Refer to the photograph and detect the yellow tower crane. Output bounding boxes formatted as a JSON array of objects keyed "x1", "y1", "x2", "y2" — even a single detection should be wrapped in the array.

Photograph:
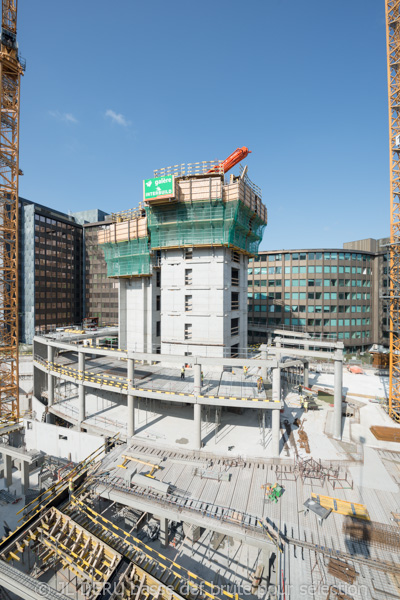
[{"x1": 0, "y1": 0, "x2": 24, "y2": 418}]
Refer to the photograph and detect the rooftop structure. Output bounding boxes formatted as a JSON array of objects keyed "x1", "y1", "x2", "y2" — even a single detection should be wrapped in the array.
[{"x1": 98, "y1": 155, "x2": 267, "y2": 357}]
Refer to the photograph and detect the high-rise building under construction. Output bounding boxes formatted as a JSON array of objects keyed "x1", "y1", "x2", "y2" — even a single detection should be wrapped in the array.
[{"x1": 99, "y1": 155, "x2": 268, "y2": 357}]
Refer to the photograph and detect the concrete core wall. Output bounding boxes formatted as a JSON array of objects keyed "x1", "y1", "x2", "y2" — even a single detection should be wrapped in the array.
[
  {"x1": 160, "y1": 247, "x2": 248, "y2": 357},
  {"x1": 24, "y1": 419, "x2": 104, "y2": 463},
  {"x1": 119, "y1": 274, "x2": 160, "y2": 352}
]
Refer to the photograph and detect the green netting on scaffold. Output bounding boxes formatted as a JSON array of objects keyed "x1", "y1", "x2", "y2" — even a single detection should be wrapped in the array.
[
  {"x1": 146, "y1": 199, "x2": 266, "y2": 255},
  {"x1": 101, "y1": 236, "x2": 151, "y2": 277}
]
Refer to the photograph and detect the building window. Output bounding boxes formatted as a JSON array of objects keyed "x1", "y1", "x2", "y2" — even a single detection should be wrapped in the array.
[
  {"x1": 231, "y1": 291, "x2": 239, "y2": 310},
  {"x1": 185, "y1": 268, "x2": 192, "y2": 285},
  {"x1": 231, "y1": 317, "x2": 239, "y2": 337},
  {"x1": 185, "y1": 295, "x2": 192, "y2": 312},
  {"x1": 232, "y1": 251, "x2": 240, "y2": 264},
  {"x1": 184, "y1": 323, "x2": 192, "y2": 340},
  {"x1": 156, "y1": 295, "x2": 161, "y2": 311},
  {"x1": 156, "y1": 270, "x2": 161, "y2": 287},
  {"x1": 232, "y1": 268, "x2": 239, "y2": 287},
  {"x1": 156, "y1": 321, "x2": 161, "y2": 337},
  {"x1": 185, "y1": 248, "x2": 193, "y2": 260}
]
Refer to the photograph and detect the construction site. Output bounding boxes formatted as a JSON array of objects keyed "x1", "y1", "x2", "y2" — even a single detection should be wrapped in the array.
[{"x1": 0, "y1": 1, "x2": 399, "y2": 600}]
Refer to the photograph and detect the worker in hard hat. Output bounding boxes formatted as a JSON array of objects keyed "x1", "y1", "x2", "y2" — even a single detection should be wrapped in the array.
[{"x1": 304, "y1": 399, "x2": 309, "y2": 413}]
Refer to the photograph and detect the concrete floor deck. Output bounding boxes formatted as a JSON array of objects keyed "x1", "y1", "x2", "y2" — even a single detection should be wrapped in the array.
[{"x1": 84, "y1": 439, "x2": 400, "y2": 600}]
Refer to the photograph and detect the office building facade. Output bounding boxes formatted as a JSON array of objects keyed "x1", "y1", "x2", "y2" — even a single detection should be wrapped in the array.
[
  {"x1": 19, "y1": 198, "x2": 84, "y2": 343},
  {"x1": 247, "y1": 238, "x2": 388, "y2": 352}
]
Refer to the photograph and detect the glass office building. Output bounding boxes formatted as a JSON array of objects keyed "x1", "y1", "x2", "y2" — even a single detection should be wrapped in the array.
[{"x1": 248, "y1": 239, "x2": 389, "y2": 352}]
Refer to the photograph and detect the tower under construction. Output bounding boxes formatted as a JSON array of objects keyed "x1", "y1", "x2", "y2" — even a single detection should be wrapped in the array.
[{"x1": 98, "y1": 152, "x2": 267, "y2": 357}]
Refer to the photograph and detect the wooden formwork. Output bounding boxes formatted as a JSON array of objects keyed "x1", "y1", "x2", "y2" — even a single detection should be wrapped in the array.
[
  {"x1": 98, "y1": 217, "x2": 148, "y2": 244},
  {"x1": 176, "y1": 176, "x2": 223, "y2": 202},
  {"x1": 0, "y1": 507, "x2": 121, "y2": 598},
  {"x1": 223, "y1": 180, "x2": 267, "y2": 223}
]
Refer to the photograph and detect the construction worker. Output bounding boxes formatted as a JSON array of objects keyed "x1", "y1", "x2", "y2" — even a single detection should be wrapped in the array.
[
  {"x1": 180, "y1": 366, "x2": 185, "y2": 380},
  {"x1": 304, "y1": 399, "x2": 309, "y2": 413},
  {"x1": 201, "y1": 370, "x2": 204, "y2": 386},
  {"x1": 68, "y1": 478, "x2": 74, "y2": 502},
  {"x1": 257, "y1": 377, "x2": 263, "y2": 393},
  {"x1": 299, "y1": 395, "x2": 304, "y2": 408},
  {"x1": 243, "y1": 365, "x2": 248, "y2": 378}
]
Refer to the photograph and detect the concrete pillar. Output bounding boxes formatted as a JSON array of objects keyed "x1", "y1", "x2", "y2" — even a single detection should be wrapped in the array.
[
  {"x1": 21, "y1": 461, "x2": 30, "y2": 495},
  {"x1": 4, "y1": 454, "x2": 12, "y2": 487},
  {"x1": 47, "y1": 345, "x2": 55, "y2": 407},
  {"x1": 303, "y1": 361, "x2": 309, "y2": 388},
  {"x1": 193, "y1": 403, "x2": 201, "y2": 449},
  {"x1": 271, "y1": 409, "x2": 280, "y2": 457},
  {"x1": 127, "y1": 358, "x2": 135, "y2": 387},
  {"x1": 261, "y1": 348, "x2": 267, "y2": 381},
  {"x1": 127, "y1": 394, "x2": 135, "y2": 437},
  {"x1": 272, "y1": 367, "x2": 281, "y2": 403},
  {"x1": 78, "y1": 351, "x2": 86, "y2": 426},
  {"x1": 79, "y1": 384, "x2": 85, "y2": 425},
  {"x1": 159, "y1": 516, "x2": 169, "y2": 547},
  {"x1": 194, "y1": 364, "x2": 201, "y2": 395},
  {"x1": 334, "y1": 357, "x2": 343, "y2": 440},
  {"x1": 78, "y1": 352, "x2": 85, "y2": 377}
]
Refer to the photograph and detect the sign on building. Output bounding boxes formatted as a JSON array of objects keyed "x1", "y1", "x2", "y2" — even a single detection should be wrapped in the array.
[{"x1": 143, "y1": 176, "x2": 175, "y2": 202}]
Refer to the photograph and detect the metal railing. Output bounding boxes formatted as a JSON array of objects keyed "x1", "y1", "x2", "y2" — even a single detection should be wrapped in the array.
[{"x1": 154, "y1": 160, "x2": 224, "y2": 178}]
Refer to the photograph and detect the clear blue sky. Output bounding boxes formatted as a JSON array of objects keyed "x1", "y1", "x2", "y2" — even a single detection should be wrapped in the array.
[{"x1": 18, "y1": 0, "x2": 388, "y2": 251}]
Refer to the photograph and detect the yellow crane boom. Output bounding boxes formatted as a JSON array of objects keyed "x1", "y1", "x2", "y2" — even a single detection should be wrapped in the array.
[
  {"x1": 385, "y1": 0, "x2": 400, "y2": 423},
  {"x1": 0, "y1": 0, "x2": 24, "y2": 418}
]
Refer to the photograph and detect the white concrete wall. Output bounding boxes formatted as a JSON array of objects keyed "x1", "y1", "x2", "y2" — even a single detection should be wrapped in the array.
[
  {"x1": 24, "y1": 420, "x2": 104, "y2": 463},
  {"x1": 160, "y1": 247, "x2": 248, "y2": 357},
  {"x1": 119, "y1": 274, "x2": 160, "y2": 353}
]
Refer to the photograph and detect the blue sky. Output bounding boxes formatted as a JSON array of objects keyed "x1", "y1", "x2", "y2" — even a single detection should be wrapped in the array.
[{"x1": 18, "y1": 0, "x2": 388, "y2": 251}]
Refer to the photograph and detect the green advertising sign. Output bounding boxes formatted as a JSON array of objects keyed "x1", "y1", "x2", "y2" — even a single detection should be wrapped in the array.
[{"x1": 143, "y1": 175, "x2": 175, "y2": 201}]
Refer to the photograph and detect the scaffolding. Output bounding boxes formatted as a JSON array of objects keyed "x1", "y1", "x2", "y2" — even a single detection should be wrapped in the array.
[
  {"x1": 102, "y1": 237, "x2": 151, "y2": 278},
  {"x1": 146, "y1": 199, "x2": 266, "y2": 254}
]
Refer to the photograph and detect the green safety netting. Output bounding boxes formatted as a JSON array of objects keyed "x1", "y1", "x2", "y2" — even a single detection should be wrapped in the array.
[
  {"x1": 146, "y1": 199, "x2": 266, "y2": 254},
  {"x1": 101, "y1": 236, "x2": 151, "y2": 277}
]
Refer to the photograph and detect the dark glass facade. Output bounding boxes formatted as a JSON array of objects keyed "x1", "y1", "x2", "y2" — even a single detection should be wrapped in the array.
[
  {"x1": 84, "y1": 222, "x2": 118, "y2": 325},
  {"x1": 19, "y1": 199, "x2": 83, "y2": 342}
]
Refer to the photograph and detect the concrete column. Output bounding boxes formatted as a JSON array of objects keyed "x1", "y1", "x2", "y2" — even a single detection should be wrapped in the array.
[
  {"x1": 261, "y1": 348, "x2": 267, "y2": 381},
  {"x1": 271, "y1": 409, "x2": 280, "y2": 457},
  {"x1": 194, "y1": 364, "x2": 201, "y2": 395},
  {"x1": 334, "y1": 357, "x2": 343, "y2": 440},
  {"x1": 127, "y1": 358, "x2": 135, "y2": 387},
  {"x1": 127, "y1": 394, "x2": 135, "y2": 437},
  {"x1": 193, "y1": 403, "x2": 201, "y2": 449},
  {"x1": 47, "y1": 345, "x2": 55, "y2": 407},
  {"x1": 303, "y1": 361, "x2": 309, "y2": 388},
  {"x1": 159, "y1": 516, "x2": 169, "y2": 547},
  {"x1": 4, "y1": 454, "x2": 12, "y2": 487},
  {"x1": 79, "y1": 384, "x2": 85, "y2": 425},
  {"x1": 21, "y1": 461, "x2": 30, "y2": 495},
  {"x1": 78, "y1": 352, "x2": 85, "y2": 377},
  {"x1": 272, "y1": 367, "x2": 281, "y2": 403},
  {"x1": 78, "y1": 352, "x2": 86, "y2": 426}
]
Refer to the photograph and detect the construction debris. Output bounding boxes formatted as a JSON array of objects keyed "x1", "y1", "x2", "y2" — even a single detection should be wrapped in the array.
[{"x1": 327, "y1": 558, "x2": 357, "y2": 584}]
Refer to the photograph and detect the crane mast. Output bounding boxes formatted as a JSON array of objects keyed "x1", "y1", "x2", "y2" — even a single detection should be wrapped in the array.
[
  {"x1": 0, "y1": 0, "x2": 24, "y2": 418},
  {"x1": 385, "y1": 0, "x2": 400, "y2": 423}
]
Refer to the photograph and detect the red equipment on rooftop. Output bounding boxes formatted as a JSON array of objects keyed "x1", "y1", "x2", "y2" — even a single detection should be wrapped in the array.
[{"x1": 208, "y1": 147, "x2": 251, "y2": 174}]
